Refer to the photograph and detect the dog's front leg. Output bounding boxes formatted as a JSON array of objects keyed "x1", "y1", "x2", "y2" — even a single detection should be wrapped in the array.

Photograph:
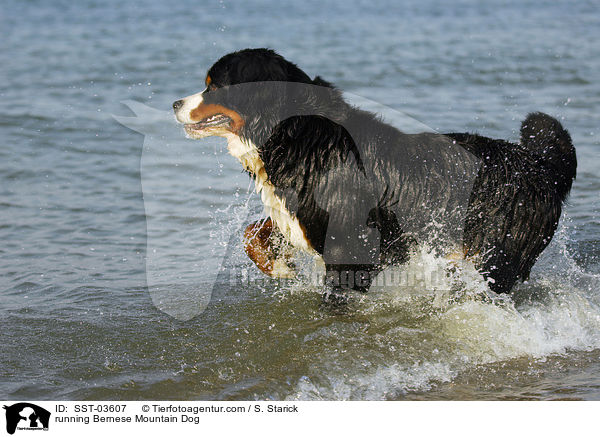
[
  {"x1": 243, "y1": 218, "x2": 296, "y2": 278},
  {"x1": 322, "y1": 263, "x2": 377, "y2": 305}
]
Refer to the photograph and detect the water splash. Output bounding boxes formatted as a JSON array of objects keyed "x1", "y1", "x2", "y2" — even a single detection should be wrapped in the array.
[{"x1": 280, "y1": 219, "x2": 600, "y2": 400}]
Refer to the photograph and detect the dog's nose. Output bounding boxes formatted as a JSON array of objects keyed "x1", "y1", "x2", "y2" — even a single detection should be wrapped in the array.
[{"x1": 172, "y1": 99, "x2": 184, "y2": 111}]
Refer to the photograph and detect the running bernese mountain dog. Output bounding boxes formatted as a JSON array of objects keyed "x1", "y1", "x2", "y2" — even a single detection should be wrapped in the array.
[{"x1": 173, "y1": 48, "x2": 576, "y2": 297}]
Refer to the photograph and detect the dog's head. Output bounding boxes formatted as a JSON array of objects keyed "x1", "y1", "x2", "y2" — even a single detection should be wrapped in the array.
[{"x1": 173, "y1": 48, "x2": 341, "y2": 144}]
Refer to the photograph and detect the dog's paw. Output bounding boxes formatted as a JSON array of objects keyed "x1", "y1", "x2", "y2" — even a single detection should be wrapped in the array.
[
  {"x1": 321, "y1": 287, "x2": 351, "y2": 307},
  {"x1": 269, "y1": 258, "x2": 297, "y2": 279}
]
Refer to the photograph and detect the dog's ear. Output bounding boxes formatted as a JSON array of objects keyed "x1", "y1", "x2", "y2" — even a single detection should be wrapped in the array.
[{"x1": 312, "y1": 76, "x2": 334, "y2": 88}]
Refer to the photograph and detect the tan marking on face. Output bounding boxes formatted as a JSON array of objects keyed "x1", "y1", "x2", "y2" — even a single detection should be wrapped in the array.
[
  {"x1": 190, "y1": 103, "x2": 244, "y2": 133},
  {"x1": 205, "y1": 75, "x2": 212, "y2": 86}
]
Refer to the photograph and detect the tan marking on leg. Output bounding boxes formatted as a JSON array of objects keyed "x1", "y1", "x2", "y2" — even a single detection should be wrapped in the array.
[
  {"x1": 244, "y1": 218, "x2": 276, "y2": 276},
  {"x1": 243, "y1": 218, "x2": 296, "y2": 278}
]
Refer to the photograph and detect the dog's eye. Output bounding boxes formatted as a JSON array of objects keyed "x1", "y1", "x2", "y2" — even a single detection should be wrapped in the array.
[{"x1": 207, "y1": 83, "x2": 217, "y2": 92}]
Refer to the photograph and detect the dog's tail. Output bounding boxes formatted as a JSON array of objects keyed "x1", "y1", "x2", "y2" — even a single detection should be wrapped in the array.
[{"x1": 520, "y1": 112, "x2": 577, "y2": 200}]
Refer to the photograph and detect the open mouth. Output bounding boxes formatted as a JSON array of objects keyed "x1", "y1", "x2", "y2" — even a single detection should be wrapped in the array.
[{"x1": 185, "y1": 113, "x2": 232, "y2": 132}]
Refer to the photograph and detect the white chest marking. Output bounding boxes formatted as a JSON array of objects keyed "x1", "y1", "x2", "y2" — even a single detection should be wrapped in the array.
[{"x1": 225, "y1": 134, "x2": 315, "y2": 254}]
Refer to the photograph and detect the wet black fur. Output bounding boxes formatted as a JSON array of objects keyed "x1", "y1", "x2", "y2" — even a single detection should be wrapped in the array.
[{"x1": 196, "y1": 48, "x2": 577, "y2": 294}]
